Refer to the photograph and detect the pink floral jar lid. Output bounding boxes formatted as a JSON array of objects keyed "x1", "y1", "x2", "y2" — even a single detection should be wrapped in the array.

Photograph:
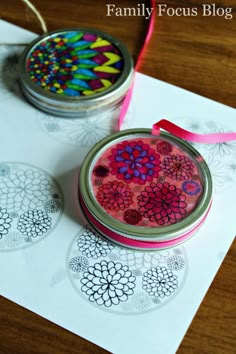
[{"x1": 79, "y1": 129, "x2": 212, "y2": 249}]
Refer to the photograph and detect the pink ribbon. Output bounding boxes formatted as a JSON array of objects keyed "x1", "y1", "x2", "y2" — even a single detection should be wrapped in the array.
[
  {"x1": 152, "y1": 119, "x2": 236, "y2": 143},
  {"x1": 118, "y1": 0, "x2": 156, "y2": 130}
]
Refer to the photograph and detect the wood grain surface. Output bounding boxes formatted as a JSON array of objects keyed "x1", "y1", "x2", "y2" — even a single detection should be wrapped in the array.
[{"x1": 0, "y1": 0, "x2": 235, "y2": 353}]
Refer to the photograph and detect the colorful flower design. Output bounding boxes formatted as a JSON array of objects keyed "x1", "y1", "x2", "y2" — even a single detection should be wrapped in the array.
[
  {"x1": 77, "y1": 227, "x2": 113, "y2": 258},
  {"x1": 27, "y1": 31, "x2": 123, "y2": 96},
  {"x1": 108, "y1": 140, "x2": 161, "y2": 184},
  {"x1": 142, "y1": 266, "x2": 178, "y2": 298},
  {"x1": 156, "y1": 141, "x2": 172, "y2": 155},
  {"x1": 17, "y1": 209, "x2": 52, "y2": 237},
  {"x1": 182, "y1": 180, "x2": 201, "y2": 195},
  {"x1": 80, "y1": 260, "x2": 136, "y2": 307},
  {"x1": 93, "y1": 165, "x2": 109, "y2": 178},
  {"x1": 161, "y1": 155, "x2": 194, "y2": 181},
  {"x1": 137, "y1": 182, "x2": 187, "y2": 225},
  {"x1": 123, "y1": 209, "x2": 142, "y2": 225},
  {"x1": 97, "y1": 181, "x2": 133, "y2": 211}
]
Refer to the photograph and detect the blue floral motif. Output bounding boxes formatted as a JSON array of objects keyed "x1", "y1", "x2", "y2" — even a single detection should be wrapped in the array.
[{"x1": 182, "y1": 180, "x2": 201, "y2": 195}]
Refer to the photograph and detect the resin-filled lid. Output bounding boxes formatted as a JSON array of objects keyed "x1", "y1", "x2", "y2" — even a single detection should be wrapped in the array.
[
  {"x1": 79, "y1": 129, "x2": 212, "y2": 243},
  {"x1": 19, "y1": 28, "x2": 133, "y2": 117}
]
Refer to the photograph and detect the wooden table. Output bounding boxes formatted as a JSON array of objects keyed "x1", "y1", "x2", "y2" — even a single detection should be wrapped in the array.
[{"x1": 0, "y1": 0, "x2": 235, "y2": 353}]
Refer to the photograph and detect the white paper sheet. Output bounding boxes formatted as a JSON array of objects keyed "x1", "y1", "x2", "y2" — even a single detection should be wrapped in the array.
[{"x1": 0, "y1": 20, "x2": 235, "y2": 354}]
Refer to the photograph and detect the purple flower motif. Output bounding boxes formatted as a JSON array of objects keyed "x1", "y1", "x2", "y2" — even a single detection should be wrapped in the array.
[
  {"x1": 182, "y1": 180, "x2": 201, "y2": 195},
  {"x1": 108, "y1": 140, "x2": 161, "y2": 184}
]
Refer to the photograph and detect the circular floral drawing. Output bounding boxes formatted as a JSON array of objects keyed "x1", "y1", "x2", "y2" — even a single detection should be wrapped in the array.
[
  {"x1": 0, "y1": 162, "x2": 64, "y2": 251},
  {"x1": 67, "y1": 225, "x2": 188, "y2": 314},
  {"x1": 37, "y1": 102, "x2": 135, "y2": 147}
]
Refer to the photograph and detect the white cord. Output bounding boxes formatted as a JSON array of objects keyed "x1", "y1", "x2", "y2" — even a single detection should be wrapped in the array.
[{"x1": 21, "y1": 0, "x2": 48, "y2": 34}]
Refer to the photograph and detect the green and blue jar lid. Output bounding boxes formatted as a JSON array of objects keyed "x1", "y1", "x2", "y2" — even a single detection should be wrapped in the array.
[
  {"x1": 19, "y1": 28, "x2": 133, "y2": 117},
  {"x1": 79, "y1": 129, "x2": 213, "y2": 250}
]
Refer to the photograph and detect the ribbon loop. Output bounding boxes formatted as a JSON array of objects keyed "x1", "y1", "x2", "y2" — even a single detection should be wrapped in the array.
[
  {"x1": 152, "y1": 119, "x2": 236, "y2": 144},
  {"x1": 118, "y1": 0, "x2": 156, "y2": 130}
]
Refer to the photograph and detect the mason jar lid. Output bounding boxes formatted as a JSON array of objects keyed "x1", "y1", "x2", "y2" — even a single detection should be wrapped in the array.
[
  {"x1": 79, "y1": 129, "x2": 213, "y2": 249},
  {"x1": 18, "y1": 28, "x2": 133, "y2": 117}
]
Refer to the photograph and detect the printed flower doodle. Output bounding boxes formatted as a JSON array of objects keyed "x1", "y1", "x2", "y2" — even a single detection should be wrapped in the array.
[
  {"x1": 204, "y1": 127, "x2": 236, "y2": 156},
  {"x1": 0, "y1": 163, "x2": 10, "y2": 177},
  {"x1": 0, "y1": 169, "x2": 54, "y2": 211},
  {"x1": 69, "y1": 256, "x2": 89, "y2": 272},
  {"x1": 138, "y1": 182, "x2": 187, "y2": 225},
  {"x1": 5, "y1": 232, "x2": 24, "y2": 249},
  {"x1": 80, "y1": 260, "x2": 136, "y2": 307},
  {"x1": 142, "y1": 266, "x2": 178, "y2": 298},
  {"x1": 119, "y1": 248, "x2": 170, "y2": 270},
  {"x1": 96, "y1": 180, "x2": 133, "y2": 211},
  {"x1": 167, "y1": 255, "x2": 185, "y2": 271},
  {"x1": 123, "y1": 209, "x2": 142, "y2": 225},
  {"x1": 161, "y1": 155, "x2": 194, "y2": 181},
  {"x1": 182, "y1": 180, "x2": 201, "y2": 195},
  {"x1": 108, "y1": 140, "x2": 161, "y2": 184},
  {"x1": 0, "y1": 208, "x2": 12, "y2": 239},
  {"x1": 44, "y1": 198, "x2": 62, "y2": 213},
  {"x1": 60, "y1": 115, "x2": 113, "y2": 146},
  {"x1": 77, "y1": 227, "x2": 113, "y2": 258},
  {"x1": 17, "y1": 209, "x2": 52, "y2": 237},
  {"x1": 45, "y1": 121, "x2": 61, "y2": 133},
  {"x1": 130, "y1": 292, "x2": 153, "y2": 311}
]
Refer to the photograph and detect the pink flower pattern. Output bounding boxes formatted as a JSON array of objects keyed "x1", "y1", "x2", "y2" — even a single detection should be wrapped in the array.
[
  {"x1": 161, "y1": 155, "x2": 194, "y2": 181},
  {"x1": 92, "y1": 137, "x2": 202, "y2": 227},
  {"x1": 137, "y1": 182, "x2": 187, "y2": 225},
  {"x1": 97, "y1": 181, "x2": 133, "y2": 211}
]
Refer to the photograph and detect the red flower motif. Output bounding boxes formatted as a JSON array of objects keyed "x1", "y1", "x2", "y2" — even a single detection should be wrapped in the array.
[
  {"x1": 108, "y1": 140, "x2": 161, "y2": 184},
  {"x1": 161, "y1": 155, "x2": 194, "y2": 181},
  {"x1": 96, "y1": 181, "x2": 133, "y2": 211},
  {"x1": 93, "y1": 165, "x2": 109, "y2": 178},
  {"x1": 137, "y1": 182, "x2": 187, "y2": 225},
  {"x1": 156, "y1": 141, "x2": 172, "y2": 155},
  {"x1": 123, "y1": 209, "x2": 142, "y2": 225}
]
